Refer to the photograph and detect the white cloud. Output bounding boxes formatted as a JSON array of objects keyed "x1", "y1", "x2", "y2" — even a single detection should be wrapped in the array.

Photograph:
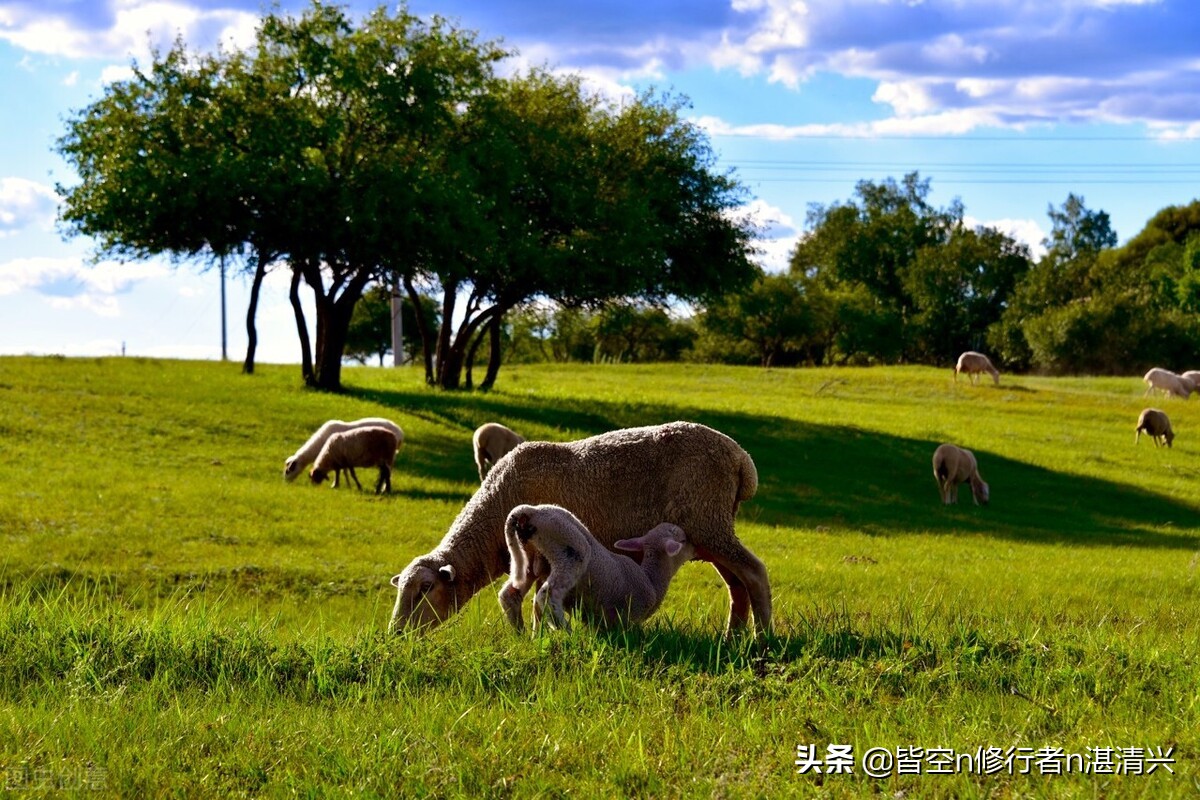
[
  {"x1": 873, "y1": 80, "x2": 937, "y2": 116},
  {"x1": 0, "y1": 256, "x2": 169, "y2": 316},
  {"x1": 967, "y1": 215, "x2": 1047, "y2": 260},
  {"x1": 740, "y1": 198, "x2": 800, "y2": 273},
  {"x1": 0, "y1": 1, "x2": 259, "y2": 62},
  {"x1": 0, "y1": 177, "x2": 58, "y2": 237}
]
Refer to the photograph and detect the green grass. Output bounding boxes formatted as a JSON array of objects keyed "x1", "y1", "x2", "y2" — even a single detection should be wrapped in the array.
[{"x1": 0, "y1": 355, "x2": 1197, "y2": 797}]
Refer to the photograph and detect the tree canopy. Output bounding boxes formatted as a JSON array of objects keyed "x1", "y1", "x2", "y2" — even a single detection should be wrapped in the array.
[{"x1": 56, "y1": 1, "x2": 754, "y2": 391}]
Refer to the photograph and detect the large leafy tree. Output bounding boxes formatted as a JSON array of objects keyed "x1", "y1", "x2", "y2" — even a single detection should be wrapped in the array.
[
  {"x1": 57, "y1": 2, "x2": 503, "y2": 390},
  {"x1": 992, "y1": 198, "x2": 1200, "y2": 373},
  {"x1": 790, "y1": 173, "x2": 1029, "y2": 365},
  {"x1": 403, "y1": 71, "x2": 757, "y2": 390}
]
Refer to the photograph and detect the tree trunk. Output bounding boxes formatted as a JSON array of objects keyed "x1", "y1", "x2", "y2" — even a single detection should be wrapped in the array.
[
  {"x1": 479, "y1": 315, "x2": 504, "y2": 391},
  {"x1": 242, "y1": 252, "x2": 267, "y2": 375},
  {"x1": 434, "y1": 282, "x2": 459, "y2": 388},
  {"x1": 289, "y1": 269, "x2": 315, "y2": 387},
  {"x1": 464, "y1": 320, "x2": 491, "y2": 390},
  {"x1": 309, "y1": 268, "x2": 371, "y2": 393},
  {"x1": 403, "y1": 275, "x2": 435, "y2": 385}
]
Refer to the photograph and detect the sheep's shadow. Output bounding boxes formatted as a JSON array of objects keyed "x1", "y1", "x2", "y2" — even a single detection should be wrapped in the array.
[{"x1": 346, "y1": 383, "x2": 1200, "y2": 552}]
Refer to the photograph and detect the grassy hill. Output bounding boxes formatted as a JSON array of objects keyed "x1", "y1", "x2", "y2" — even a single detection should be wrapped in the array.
[{"x1": 0, "y1": 356, "x2": 1196, "y2": 797}]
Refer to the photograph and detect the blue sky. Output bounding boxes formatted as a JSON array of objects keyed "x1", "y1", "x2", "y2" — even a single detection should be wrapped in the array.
[{"x1": 2, "y1": 0, "x2": 1199, "y2": 363}]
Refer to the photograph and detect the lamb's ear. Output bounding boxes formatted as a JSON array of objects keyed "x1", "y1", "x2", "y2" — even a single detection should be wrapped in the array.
[
  {"x1": 438, "y1": 564, "x2": 456, "y2": 582},
  {"x1": 663, "y1": 539, "x2": 684, "y2": 557},
  {"x1": 390, "y1": 573, "x2": 404, "y2": 588},
  {"x1": 614, "y1": 538, "x2": 644, "y2": 553}
]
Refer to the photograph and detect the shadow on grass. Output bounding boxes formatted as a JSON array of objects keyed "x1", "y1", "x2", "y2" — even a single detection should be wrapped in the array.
[{"x1": 347, "y1": 383, "x2": 1200, "y2": 552}]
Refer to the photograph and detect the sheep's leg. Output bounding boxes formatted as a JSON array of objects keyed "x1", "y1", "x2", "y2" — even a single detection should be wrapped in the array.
[
  {"x1": 498, "y1": 580, "x2": 528, "y2": 632},
  {"x1": 331, "y1": 469, "x2": 341, "y2": 489},
  {"x1": 534, "y1": 564, "x2": 580, "y2": 633},
  {"x1": 347, "y1": 467, "x2": 363, "y2": 491},
  {"x1": 376, "y1": 465, "x2": 391, "y2": 494},
  {"x1": 703, "y1": 541, "x2": 772, "y2": 637}
]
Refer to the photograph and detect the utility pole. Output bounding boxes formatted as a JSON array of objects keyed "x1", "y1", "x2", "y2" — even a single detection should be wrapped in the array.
[
  {"x1": 390, "y1": 279, "x2": 404, "y2": 366},
  {"x1": 219, "y1": 255, "x2": 228, "y2": 361}
]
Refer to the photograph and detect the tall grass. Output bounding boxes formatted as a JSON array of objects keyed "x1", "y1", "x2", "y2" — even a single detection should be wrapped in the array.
[{"x1": 0, "y1": 356, "x2": 1196, "y2": 797}]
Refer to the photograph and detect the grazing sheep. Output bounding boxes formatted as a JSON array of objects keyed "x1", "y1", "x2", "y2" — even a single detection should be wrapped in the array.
[
  {"x1": 1135, "y1": 408, "x2": 1174, "y2": 448},
  {"x1": 932, "y1": 443, "x2": 989, "y2": 506},
  {"x1": 1143, "y1": 368, "x2": 1193, "y2": 400},
  {"x1": 284, "y1": 418, "x2": 404, "y2": 482},
  {"x1": 498, "y1": 504, "x2": 694, "y2": 632},
  {"x1": 309, "y1": 426, "x2": 400, "y2": 494},
  {"x1": 472, "y1": 422, "x2": 526, "y2": 482},
  {"x1": 1181, "y1": 371, "x2": 1200, "y2": 396},
  {"x1": 954, "y1": 351, "x2": 1000, "y2": 385},
  {"x1": 389, "y1": 421, "x2": 769, "y2": 636}
]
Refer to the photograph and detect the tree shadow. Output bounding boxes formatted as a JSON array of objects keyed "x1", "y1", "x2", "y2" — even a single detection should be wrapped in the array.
[{"x1": 346, "y1": 384, "x2": 1200, "y2": 552}]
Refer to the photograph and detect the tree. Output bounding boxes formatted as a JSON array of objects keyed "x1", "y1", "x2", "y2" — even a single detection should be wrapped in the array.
[
  {"x1": 790, "y1": 173, "x2": 1029, "y2": 365},
  {"x1": 57, "y1": 2, "x2": 504, "y2": 391},
  {"x1": 402, "y1": 71, "x2": 756, "y2": 390},
  {"x1": 699, "y1": 271, "x2": 817, "y2": 367}
]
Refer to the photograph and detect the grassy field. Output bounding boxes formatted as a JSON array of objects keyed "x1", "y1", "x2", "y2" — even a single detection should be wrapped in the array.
[{"x1": 0, "y1": 355, "x2": 1197, "y2": 798}]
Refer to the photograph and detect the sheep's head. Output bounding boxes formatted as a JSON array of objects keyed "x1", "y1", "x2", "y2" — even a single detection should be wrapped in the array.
[
  {"x1": 389, "y1": 558, "x2": 458, "y2": 633},
  {"x1": 1165, "y1": 429, "x2": 1176, "y2": 448},
  {"x1": 972, "y1": 479, "x2": 990, "y2": 506},
  {"x1": 615, "y1": 522, "x2": 693, "y2": 561},
  {"x1": 309, "y1": 467, "x2": 329, "y2": 486},
  {"x1": 284, "y1": 457, "x2": 302, "y2": 482}
]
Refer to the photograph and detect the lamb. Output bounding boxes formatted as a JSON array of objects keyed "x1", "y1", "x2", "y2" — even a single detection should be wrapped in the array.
[
  {"x1": 309, "y1": 426, "x2": 400, "y2": 494},
  {"x1": 497, "y1": 504, "x2": 694, "y2": 632},
  {"x1": 389, "y1": 421, "x2": 770, "y2": 637},
  {"x1": 1142, "y1": 368, "x2": 1193, "y2": 400},
  {"x1": 472, "y1": 422, "x2": 526, "y2": 482},
  {"x1": 1135, "y1": 408, "x2": 1174, "y2": 448},
  {"x1": 284, "y1": 417, "x2": 404, "y2": 482},
  {"x1": 954, "y1": 351, "x2": 1000, "y2": 385},
  {"x1": 932, "y1": 443, "x2": 989, "y2": 505}
]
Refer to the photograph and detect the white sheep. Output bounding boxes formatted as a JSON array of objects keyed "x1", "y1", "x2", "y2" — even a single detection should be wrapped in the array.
[
  {"x1": 954, "y1": 351, "x2": 1000, "y2": 385},
  {"x1": 1142, "y1": 368, "x2": 1193, "y2": 400},
  {"x1": 1135, "y1": 408, "x2": 1174, "y2": 448},
  {"x1": 309, "y1": 426, "x2": 400, "y2": 494},
  {"x1": 472, "y1": 422, "x2": 526, "y2": 482},
  {"x1": 389, "y1": 421, "x2": 769, "y2": 637},
  {"x1": 932, "y1": 443, "x2": 989, "y2": 505},
  {"x1": 283, "y1": 418, "x2": 404, "y2": 482},
  {"x1": 498, "y1": 504, "x2": 694, "y2": 632},
  {"x1": 1181, "y1": 371, "x2": 1200, "y2": 396}
]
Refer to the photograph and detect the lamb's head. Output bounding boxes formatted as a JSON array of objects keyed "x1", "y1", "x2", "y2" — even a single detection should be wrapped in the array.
[
  {"x1": 615, "y1": 522, "x2": 693, "y2": 565},
  {"x1": 284, "y1": 457, "x2": 303, "y2": 482},
  {"x1": 389, "y1": 556, "x2": 459, "y2": 632},
  {"x1": 309, "y1": 467, "x2": 329, "y2": 486}
]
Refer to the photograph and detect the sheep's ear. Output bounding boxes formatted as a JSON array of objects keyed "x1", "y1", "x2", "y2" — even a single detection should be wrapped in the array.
[
  {"x1": 390, "y1": 573, "x2": 404, "y2": 588},
  {"x1": 663, "y1": 539, "x2": 683, "y2": 557},
  {"x1": 614, "y1": 538, "x2": 644, "y2": 553},
  {"x1": 438, "y1": 564, "x2": 456, "y2": 582}
]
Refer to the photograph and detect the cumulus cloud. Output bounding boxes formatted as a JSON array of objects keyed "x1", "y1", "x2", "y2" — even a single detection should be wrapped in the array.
[
  {"x1": 445, "y1": 0, "x2": 1199, "y2": 136},
  {"x1": 739, "y1": 198, "x2": 800, "y2": 273},
  {"x1": 0, "y1": 256, "x2": 169, "y2": 314},
  {"x1": 966, "y1": 216, "x2": 1048, "y2": 261},
  {"x1": 0, "y1": 0, "x2": 259, "y2": 62},
  {"x1": 0, "y1": 178, "x2": 58, "y2": 237}
]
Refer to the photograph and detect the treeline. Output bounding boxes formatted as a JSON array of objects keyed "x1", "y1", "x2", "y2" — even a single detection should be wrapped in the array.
[{"x1": 348, "y1": 175, "x2": 1197, "y2": 375}]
